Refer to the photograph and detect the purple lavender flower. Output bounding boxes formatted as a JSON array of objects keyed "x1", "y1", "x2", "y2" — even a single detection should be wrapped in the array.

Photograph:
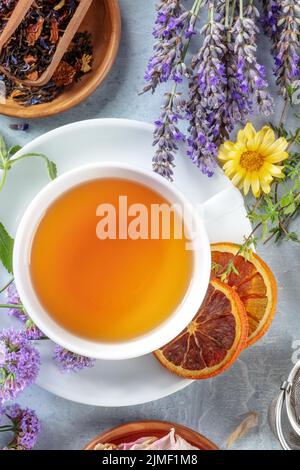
[
  {"x1": 263, "y1": 0, "x2": 300, "y2": 97},
  {"x1": 1, "y1": 403, "x2": 41, "y2": 450},
  {"x1": 152, "y1": 90, "x2": 186, "y2": 181},
  {"x1": 53, "y1": 345, "x2": 95, "y2": 373},
  {"x1": 262, "y1": 0, "x2": 281, "y2": 39},
  {"x1": 5, "y1": 283, "x2": 44, "y2": 340},
  {"x1": 230, "y1": 2, "x2": 273, "y2": 117},
  {"x1": 186, "y1": 4, "x2": 227, "y2": 174},
  {"x1": 0, "y1": 329, "x2": 40, "y2": 403},
  {"x1": 142, "y1": 0, "x2": 190, "y2": 93}
]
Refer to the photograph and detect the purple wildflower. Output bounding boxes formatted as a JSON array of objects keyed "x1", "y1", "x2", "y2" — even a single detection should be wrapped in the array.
[
  {"x1": 0, "y1": 329, "x2": 40, "y2": 403},
  {"x1": 5, "y1": 283, "x2": 44, "y2": 340},
  {"x1": 153, "y1": 91, "x2": 186, "y2": 181},
  {"x1": 142, "y1": 0, "x2": 189, "y2": 93},
  {"x1": 6, "y1": 283, "x2": 27, "y2": 323},
  {"x1": 53, "y1": 345, "x2": 95, "y2": 373},
  {"x1": 1, "y1": 403, "x2": 41, "y2": 450}
]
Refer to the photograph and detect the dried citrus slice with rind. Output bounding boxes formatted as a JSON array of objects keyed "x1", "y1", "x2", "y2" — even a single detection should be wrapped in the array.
[
  {"x1": 154, "y1": 279, "x2": 248, "y2": 379},
  {"x1": 211, "y1": 242, "x2": 277, "y2": 348}
]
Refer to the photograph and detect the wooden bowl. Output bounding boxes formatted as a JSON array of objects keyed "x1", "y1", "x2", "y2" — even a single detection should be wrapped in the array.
[
  {"x1": 84, "y1": 421, "x2": 219, "y2": 450},
  {"x1": 0, "y1": 0, "x2": 121, "y2": 119}
]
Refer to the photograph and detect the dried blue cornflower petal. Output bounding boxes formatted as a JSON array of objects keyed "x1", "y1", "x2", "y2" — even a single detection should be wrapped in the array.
[{"x1": 9, "y1": 123, "x2": 29, "y2": 131}]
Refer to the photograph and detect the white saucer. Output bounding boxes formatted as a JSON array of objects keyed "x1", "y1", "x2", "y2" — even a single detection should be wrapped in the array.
[{"x1": 0, "y1": 119, "x2": 252, "y2": 407}]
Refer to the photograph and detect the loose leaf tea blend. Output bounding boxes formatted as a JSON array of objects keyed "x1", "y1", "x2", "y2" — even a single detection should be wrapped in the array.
[{"x1": 0, "y1": 0, "x2": 93, "y2": 106}]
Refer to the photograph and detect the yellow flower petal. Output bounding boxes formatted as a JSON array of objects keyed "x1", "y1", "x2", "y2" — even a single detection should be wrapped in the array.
[
  {"x1": 237, "y1": 122, "x2": 256, "y2": 145},
  {"x1": 262, "y1": 138, "x2": 289, "y2": 156},
  {"x1": 260, "y1": 179, "x2": 271, "y2": 194},
  {"x1": 251, "y1": 173, "x2": 261, "y2": 198},
  {"x1": 260, "y1": 128, "x2": 276, "y2": 148},
  {"x1": 243, "y1": 175, "x2": 251, "y2": 195},
  {"x1": 265, "y1": 151, "x2": 289, "y2": 163}
]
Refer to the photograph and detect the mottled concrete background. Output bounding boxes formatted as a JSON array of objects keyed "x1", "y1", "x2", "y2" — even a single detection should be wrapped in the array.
[{"x1": 0, "y1": 0, "x2": 299, "y2": 450}]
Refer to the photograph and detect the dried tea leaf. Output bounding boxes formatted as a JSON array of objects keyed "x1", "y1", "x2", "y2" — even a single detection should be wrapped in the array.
[{"x1": 226, "y1": 412, "x2": 259, "y2": 449}]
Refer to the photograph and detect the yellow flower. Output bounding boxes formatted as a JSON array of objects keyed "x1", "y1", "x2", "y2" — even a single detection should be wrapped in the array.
[{"x1": 218, "y1": 123, "x2": 289, "y2": 197}]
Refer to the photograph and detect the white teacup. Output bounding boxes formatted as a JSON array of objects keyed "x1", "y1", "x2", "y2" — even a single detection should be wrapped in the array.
[{"x1": 13, "y1": 162, "x2": 211, "y2": 360}]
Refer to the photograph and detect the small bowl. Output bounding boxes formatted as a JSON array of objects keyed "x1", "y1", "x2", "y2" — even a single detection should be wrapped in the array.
[
  {"x1": 84, "y1": 420, "x2": 219, "y2": 450},
  {"x1": 13, "y1": 162, "x2": 211, "y2": 361},
  {"x1": 0, "y1": 0, "x2": 121, "y2": 119}
]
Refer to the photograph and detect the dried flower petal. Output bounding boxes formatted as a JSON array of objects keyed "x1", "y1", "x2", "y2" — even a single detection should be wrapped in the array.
[
  {"x1": 24, "y1": 55, "x2": 37, "y2": 65},
  {"x1": 226, "y1": 412, "x2": 259, "y2": 449},
  {"x1": 50, "y1": 18, "x2": 59, "y2": 43},
  {"x1": 26, "y1": 17, "x2": 44, "y2": 46},
  {"x1": 80, "y1": 54, "x2": 92, "y2": 73},
  {"x1": 52, "y1": 61, "x2": 76, "y2": 87},
  {"x1": 54, "y1": 0, "x2": 66, "y2": 10},
  {"x1": 26, "y1": 71, "x2": 38, "y2": 82}
]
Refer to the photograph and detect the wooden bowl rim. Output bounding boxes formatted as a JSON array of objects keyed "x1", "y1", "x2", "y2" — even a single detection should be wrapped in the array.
[
  {"x1": 0, "y1": 0, "x2": 121, "y2": 119},
  {"x1": 84, "y1": 420, "x2": 219, "y2": 451}
]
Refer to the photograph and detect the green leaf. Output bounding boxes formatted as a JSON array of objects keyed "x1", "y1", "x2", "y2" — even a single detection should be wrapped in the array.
[
  {"x1": 0, "y1": 135, "x2": 7, "y2": 164},
  {"x1": 8, "y1": 145, "x2": 22, "y2": 159},
  {"x1": 284, "y1": 203, "x2": 296, "y2": 215},
  {"x1": 280, "y1": 193, "x2": 293, "y2": 207},
  {"x1": 0, "y1": 223, "x2": 14, "y2": 274},
  {"x1": 46, "y1": 158, "x2": 57, "y2": 180}
]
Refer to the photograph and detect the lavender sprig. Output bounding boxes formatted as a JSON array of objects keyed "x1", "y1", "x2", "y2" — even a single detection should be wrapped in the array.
[
  {"x1": 265, "y1": 0, "x2": 300, "y2": 97},
  {"x1": 142, "y1": 0, "x2": 190, "y2": 93},
  {"x1": 231, "y1": 2, "x2": 274, "y2": 117},
  {"x1": 150, "y1": 0, "x2": 204, "y2": 179},
  {"x1": 0, "y1": 329, "x2": 40, "y2": 403},
  {"x1": 152, "y1": 89, "x2": 186, "y2": 180},
  {"x1": 0, "y1": 403, "x2": 40, "y2": 450},
  {"x1": 186, "y1": 3, "x2": 227, "y2": 175}
]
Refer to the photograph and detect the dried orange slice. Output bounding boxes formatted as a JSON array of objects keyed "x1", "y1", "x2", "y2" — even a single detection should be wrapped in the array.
[
  {"x1": 154, "y1": 279, "x2": 248, "y2": 379},
  {"x1": 211, "y1": 243, "x2": 277, "y2": 348}
]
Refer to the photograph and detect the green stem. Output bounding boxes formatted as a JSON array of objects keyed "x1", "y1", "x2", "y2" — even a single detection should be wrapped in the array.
[
  {"x1": 0, "y1": 278, "x2": 14, "y2": 294},
  {"x1": 10, "y1": 152, "x2": 49, "y2": 167},
  {"x1": 225, "y1": 0, "x2": 230, "y2": 28},
  {"x1": 0, "y1": 426, "x2": 14, "y2": 432},
  {"x1": 279, "y1": 99, "x2": 289, "y2": 128},
  {"x1": 229, "y1": 0, "x2": 237, "y2": 27},
  {"x1": 239, "y1": 0, "x2": 243, "y2": 18},
  {"x1": 0, "y1": 304, "x2": 23, "y2": 310},
  {"x1": 0, "y1": 166, "x2": 8, "y2": 192},
  {"x1": 287, "y1": 128, "x2": 300, "y2": 150}
]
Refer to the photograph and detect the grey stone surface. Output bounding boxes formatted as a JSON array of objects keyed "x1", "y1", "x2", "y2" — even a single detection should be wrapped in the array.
[{"x1": 0, "y1": 0, "x2": 300, "y2": 450}]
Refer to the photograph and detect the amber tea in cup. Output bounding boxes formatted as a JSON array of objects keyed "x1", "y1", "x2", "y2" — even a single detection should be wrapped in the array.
[{"x1": 30, "y1": 178, "x2": 194, "y2": 342}]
